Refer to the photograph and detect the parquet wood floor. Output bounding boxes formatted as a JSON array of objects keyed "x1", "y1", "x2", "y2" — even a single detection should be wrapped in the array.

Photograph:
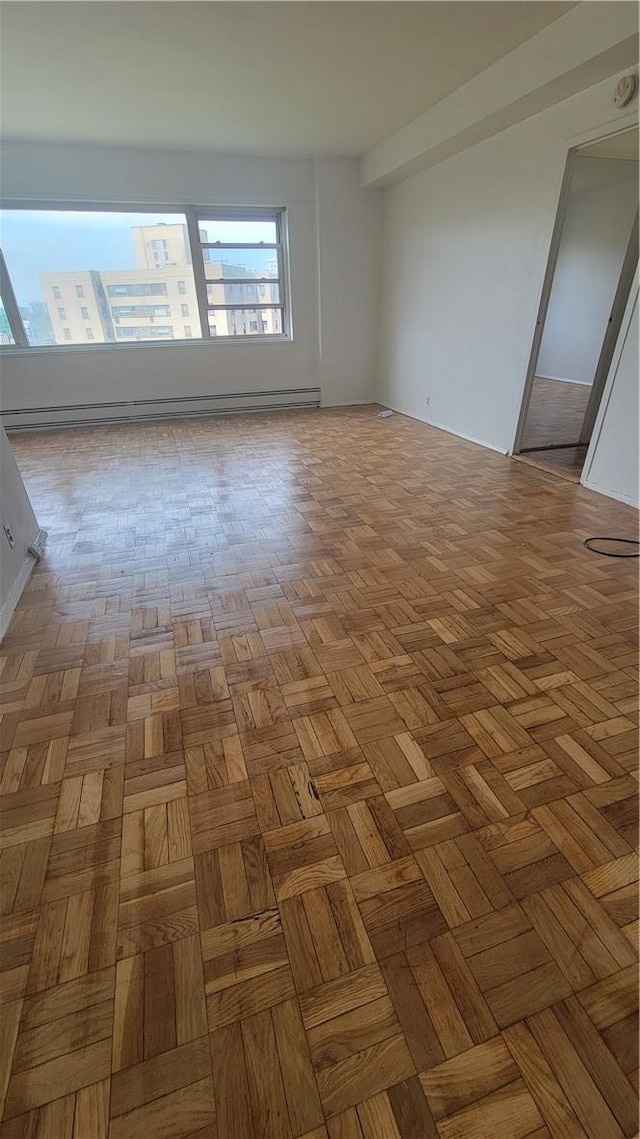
[{"x1": 1, "y1": 405, "x2": 638, "y2": 1139}]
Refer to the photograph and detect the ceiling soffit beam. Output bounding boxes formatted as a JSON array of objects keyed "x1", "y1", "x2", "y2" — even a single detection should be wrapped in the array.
[{"x1": 361, "y1": 4, "x2": 639, "y2": 188}]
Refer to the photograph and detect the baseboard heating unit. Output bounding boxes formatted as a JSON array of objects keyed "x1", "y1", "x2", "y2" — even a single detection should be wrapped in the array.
[{"x1": 2, "y1": 388, "x2": 322, "y2": 431}]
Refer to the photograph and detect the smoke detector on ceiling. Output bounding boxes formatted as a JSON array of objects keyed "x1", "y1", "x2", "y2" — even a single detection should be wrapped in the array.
[{"x1": 613, "y1": 75, "x2": 638, "y2": 108}]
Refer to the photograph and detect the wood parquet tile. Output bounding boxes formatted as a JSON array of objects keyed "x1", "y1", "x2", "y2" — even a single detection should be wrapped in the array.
[{"x1": 1, "y1": 405, "x2": 638, "y2": 1137}]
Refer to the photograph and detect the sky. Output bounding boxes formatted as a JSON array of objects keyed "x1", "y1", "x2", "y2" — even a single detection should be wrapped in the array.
[{"x1": 0, "y1": 210, "x2": 277, "y2": 305}]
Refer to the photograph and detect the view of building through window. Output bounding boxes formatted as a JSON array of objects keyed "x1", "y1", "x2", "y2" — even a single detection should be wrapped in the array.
[
  {"x1": 0, "y1": 297, "x2": 15, "y2": 344},
  {"x1": 0, "y1": 209, "x2": 285, "y2": 345}
]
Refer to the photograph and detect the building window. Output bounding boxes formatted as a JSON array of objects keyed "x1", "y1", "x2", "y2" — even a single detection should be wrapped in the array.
[
  {"x1": 86, "y1": 328, "x2": 94, "y2": 340},
  {"x1": 152, "y1": 238, "x2": 169, "y2": 268},
  {"x1": 107, "y1": 283, "x2": 168, "y2": 298},
  {"x1": 111, "y1": 304, "x2": 171, "y2": 318},
  {"x1": 115, "y1": 325, "x2": 174, "y2": 340},
  {"x1": 0, "y1": 206, "x2": 289, "y2": 348}
]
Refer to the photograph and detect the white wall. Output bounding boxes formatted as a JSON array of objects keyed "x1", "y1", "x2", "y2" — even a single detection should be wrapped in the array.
[
  {"x1": 0, "y1": 143, "x2": 381, "y2": 424},
  {"x1": 0, "y1": 426, "x2": 39, "y2": 638},
  {"x1": 537, "y1": 165, "x2": 638, "y2": 384},
  {"x1": 315, "y1": 158, "x2": 382, "y2": 405},
  {"x1": 377, "y1": 71, "x2": 639, "y2": 461},
  {"x1": 583, "y1": 283, "x2": 639, "y2": 507}
]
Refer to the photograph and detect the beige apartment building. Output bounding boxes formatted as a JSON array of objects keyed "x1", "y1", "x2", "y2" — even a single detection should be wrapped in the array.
[{"x1": 40, "y1": 222, "x2": 281, "y2": 344}]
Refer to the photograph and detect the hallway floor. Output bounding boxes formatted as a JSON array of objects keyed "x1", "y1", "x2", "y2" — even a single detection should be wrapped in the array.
[
  {"x1": 514, "y1": 445, "x2": 589, "y2": 483},
  {"x1": 520, "y1": 377, "x2": 591, "y2": 452},
  {"x1": 1, "y1": 407, "x2": 637, "y2": 1138}
]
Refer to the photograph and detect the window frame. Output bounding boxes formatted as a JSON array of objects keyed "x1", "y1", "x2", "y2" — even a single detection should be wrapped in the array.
[{"x1": 0, "y1": 202, "x2": 291, "y2": 352}]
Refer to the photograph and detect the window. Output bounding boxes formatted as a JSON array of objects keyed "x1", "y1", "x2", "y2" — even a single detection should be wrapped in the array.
[
  {"x1": 0, "y1": 206, "x2": 288, "y2": 348},
  {"x1": 196, "y1": 213, "x2": 286, "y2": 337},
  {"x1": 111, "y1": 304, "x2": 171, "y2": 318},
  {"x1": 152, "y1": 238, "x2": 169, "y2": 268},
  {"x1": 107, "y1": 283, "x2": 168, "y2": 298},
  {"x1": 116, "y1": 325, "x2": 174, "y2": 340}
]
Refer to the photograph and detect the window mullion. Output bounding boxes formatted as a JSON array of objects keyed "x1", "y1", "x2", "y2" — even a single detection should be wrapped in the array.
[
  {"x1": 276, "y1": 212, "x2": 288, "y2": 337},
  {"x1": 185, "y1": 210, "x2": 210, "y2": 340},
  {"x1": 0, "y1": 250, "x2": 29, "y2": 347}
]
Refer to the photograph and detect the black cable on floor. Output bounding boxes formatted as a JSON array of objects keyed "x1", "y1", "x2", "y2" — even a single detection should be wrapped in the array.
[{"x1": 583, "y1": 537, "x2": 640, "y2": 558}]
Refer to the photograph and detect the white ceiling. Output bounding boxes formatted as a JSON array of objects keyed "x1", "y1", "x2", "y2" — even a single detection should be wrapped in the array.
[{"x1": 0, "y1": 2, "x2": 575, "y2": 157}]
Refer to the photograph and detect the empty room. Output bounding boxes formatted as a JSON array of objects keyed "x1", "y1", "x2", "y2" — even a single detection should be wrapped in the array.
[{"x1": 0, "y1": 3, "x2": 638, "y2": 1138}]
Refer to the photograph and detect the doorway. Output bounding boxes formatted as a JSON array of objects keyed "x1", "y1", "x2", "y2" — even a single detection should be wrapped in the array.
[{"x1": 513, "y1": 127, "x2": 639, "y2": 482}]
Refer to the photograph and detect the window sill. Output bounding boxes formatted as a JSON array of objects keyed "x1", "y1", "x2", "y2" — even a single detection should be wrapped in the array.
[{"x1": 0, "y1": 334, "x2": 294, "y2": 357}]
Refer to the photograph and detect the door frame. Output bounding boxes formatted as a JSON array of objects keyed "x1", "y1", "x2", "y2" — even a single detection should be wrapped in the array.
[
  {"x1": 581, "y1": 266, "x2": 639, "y2": 493},
  {"x1": 510, "y1": 148, "x2": 577, "y2": 456},
  {"x1": 510, "y1": 120, "x2": 638, "y2": 457},
  {"x1": 579, "y1": 209, "x2": 638, "y2": 444}
]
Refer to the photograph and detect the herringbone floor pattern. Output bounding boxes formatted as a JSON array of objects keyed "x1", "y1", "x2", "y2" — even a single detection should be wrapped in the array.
[{"x1": 0, "y1": 405, "x2": 638, "y2": 1139}]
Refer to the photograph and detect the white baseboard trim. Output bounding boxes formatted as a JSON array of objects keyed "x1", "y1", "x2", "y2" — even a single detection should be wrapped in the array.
[
  {"x1": 0, "y1": 553, "x2": 37, "y2": 642},
  {"x1": 536, "y1": 373, "x2": 592, "y2": 386},
  {"x1": 378, "y1": 402, "x2": 508, "y2": 455},
  {"x1": 580, "y1": 476, "x2": 639, "y2": 508}
]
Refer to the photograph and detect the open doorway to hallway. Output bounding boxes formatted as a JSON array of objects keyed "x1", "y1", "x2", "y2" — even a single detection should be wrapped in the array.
[{"x1": 513, "y1": 127, "x2": 638, "y2": 482}]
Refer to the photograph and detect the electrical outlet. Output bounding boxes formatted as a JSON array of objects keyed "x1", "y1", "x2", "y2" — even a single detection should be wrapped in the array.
[
  {"x1": 425, "y1": 396, "x2": 431, "y2": 408},
  {"x1": 3, "y1": 524, "x2": 16, "y2": 549}
]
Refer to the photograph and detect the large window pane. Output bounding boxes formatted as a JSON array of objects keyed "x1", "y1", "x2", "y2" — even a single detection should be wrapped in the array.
[
  {"x1": 0, "y1": 298, "x2": 16, "y2": 344},
  {"x1": 0, "y1": 209, "x2": 201, "y2": 345},
  {"x1": 208, "y1": 307, "x2": 284, "y2": 337},
  {"x1": 198, "y1": 218, "x2": 277, "y2": 244},
  {"x1": 203, "y1": 249, "x2": 279, "y2": 280}
]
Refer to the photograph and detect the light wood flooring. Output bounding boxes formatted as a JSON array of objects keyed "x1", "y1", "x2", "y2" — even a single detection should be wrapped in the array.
[{"x1": 1, "y1": 406, "x2": 638, "y2": 1139}]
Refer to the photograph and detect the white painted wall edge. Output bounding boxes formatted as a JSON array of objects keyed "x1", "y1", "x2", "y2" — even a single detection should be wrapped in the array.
[
  {"x1": 0, "y1": 553, "x2": 37, "y2": 642},
  {"x1": 362, "y1": 4, "x2": 638, "y2": 185},
  {"x1": 377, "y1": 403, "x2": 509, "y2": 455},
  {"x1": 536, "y1": 373, "x2": 593, "y2": 386}
]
